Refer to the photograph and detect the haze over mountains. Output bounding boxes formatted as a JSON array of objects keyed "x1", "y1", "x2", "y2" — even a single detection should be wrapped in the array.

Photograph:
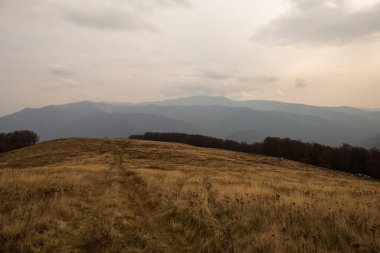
[{"x1": 1, "y1": 96, "x2": 380, "y2": 148}]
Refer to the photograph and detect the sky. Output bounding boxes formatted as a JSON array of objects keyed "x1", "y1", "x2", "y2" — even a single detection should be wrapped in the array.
[{"x1": 1, "y1": 0, "x2": 380, "y2": 116}]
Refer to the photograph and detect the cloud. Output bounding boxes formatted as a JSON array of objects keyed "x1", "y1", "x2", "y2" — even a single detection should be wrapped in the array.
[
  {"x1": 0, "y1": 0, "x2": 190, "y2": 31},
  {"x1": 166, "y1": 70, "x2": 278, "y2": 97},
  {"x1": 58, "y1": 0, "x2": 190, "y2": 31},
  {"x1": 238, "y1": 75, "x2": 277, "y2": 85},
  {"x1": 145, "y1": 0, "x2": 191, "y2": 8},
  {"x1": 295, "y1": 78, "x2": 308, "y2": 88},
  {"x1": 40, "y1": 78, "x2": 79, "y2": 90},
  {"x1": 252, "y1": 0, "x2": 380, "y2": 45},
  {"x1": 195, "y1": 69, "x2": 231, "y2": 80},
  {"x1": 165, "y1": 84, "x2": 217, "y2": 96},
  {"x1": 193, "y1": 69, "x2": 278, "y2": 86},
  {"x1": 64, "y1": 8, "x2": 155, "y2": 31},
  {"x1": 274, "y1": 89, "x2": 285, "y2": 96},
  {"x1": 165, "y1": 77, "x2": 277, "y2": 97},
  {"x1": 48, "y1": 63, "x2": 73, "y2": 76}
]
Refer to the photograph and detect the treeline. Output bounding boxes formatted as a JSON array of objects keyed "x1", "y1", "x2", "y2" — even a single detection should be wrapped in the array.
[
  {"x1": 129, "y1": 132, "x2": 380, "y2": 180},
  {"x1": 0, "y1": 130, "x2": 39, "y2": 153}
]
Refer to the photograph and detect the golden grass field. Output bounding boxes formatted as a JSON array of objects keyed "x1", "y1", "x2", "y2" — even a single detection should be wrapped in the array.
[{"x1": 0, "y1": 138, "x2": 379, "y2": 253}]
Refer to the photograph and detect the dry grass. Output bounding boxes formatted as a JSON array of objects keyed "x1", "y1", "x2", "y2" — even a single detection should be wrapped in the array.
[{"x1": 0, "y1": 138, "x2": 379, "y2": 252}]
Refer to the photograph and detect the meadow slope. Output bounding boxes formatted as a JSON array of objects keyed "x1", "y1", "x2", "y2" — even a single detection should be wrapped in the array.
[{"x1": 0, "y1": 138, "x2": 379, "y2": 253}]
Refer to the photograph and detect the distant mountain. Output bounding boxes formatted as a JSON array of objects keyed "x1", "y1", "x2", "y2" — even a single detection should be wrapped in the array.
[
  {"x1": 1, "y1": 96, "x2": 380, "y2": 146},
  {"x1": 0, "y1": 102, "x2": 202, "y2": 140},
  {"x1": 148, "y1": 96, "x2": 380, "y2": 144},
  {"x1": 374, "y1": 141, "x2": 380, "y2": 149},
  {"x1": 148, "y1": 96, "x2": 380, "y2": 135},
  {"x1": 226, "y1": 129, "x2": 263, "y2": 143},
  {"x1": 55, "y1": 112, "x2": 203, "y2": 139},
  {"x1": 117, "y1": 105, "x2": 357, "y2": 146},
  {"x1": 362, "y1": 133, "x2": 380, "y2": 149}
]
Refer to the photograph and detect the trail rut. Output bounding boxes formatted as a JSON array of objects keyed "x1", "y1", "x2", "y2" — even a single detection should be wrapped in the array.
[{"x1": 115, "y1": 151, "x2": 192, "y2": 252}]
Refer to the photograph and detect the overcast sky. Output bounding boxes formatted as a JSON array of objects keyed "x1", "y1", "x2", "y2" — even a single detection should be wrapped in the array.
[{"x1": 1, "y1": 0, "x2": 380, "y2": 115}]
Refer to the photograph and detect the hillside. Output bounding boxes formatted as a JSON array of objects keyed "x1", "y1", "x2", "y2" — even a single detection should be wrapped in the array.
[
  {"x1": 1, "y1": 96, "x2": 380, "y2": 146},
  {"x1": 0, "y1": 138, "x2": 379, "y2": 252}
]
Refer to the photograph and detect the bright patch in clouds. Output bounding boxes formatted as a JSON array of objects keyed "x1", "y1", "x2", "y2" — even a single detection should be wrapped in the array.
[
  {"x1": 344, "y1": 0, "x2": 380, "y2": 11},
  {"x1": 350, "y1": 0, "x2": 380, "y2": 7}
]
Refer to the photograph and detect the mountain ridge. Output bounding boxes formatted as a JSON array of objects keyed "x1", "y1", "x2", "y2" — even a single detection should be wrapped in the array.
[{"x1": 1, "y1": 96, "x2": 380, "y2": 147}]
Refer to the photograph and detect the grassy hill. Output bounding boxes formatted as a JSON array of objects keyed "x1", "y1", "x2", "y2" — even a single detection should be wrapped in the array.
[{"x1": 0, "y1": 138, "x2": 379, "y2": 252}]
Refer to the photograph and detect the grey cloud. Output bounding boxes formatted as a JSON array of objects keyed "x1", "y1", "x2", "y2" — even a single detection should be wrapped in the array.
[
  {"x1": 63, "y1": 7, "x2": 156, "y2": 31},
  {"x1": 58, "y1": 0, "x2": 190, "y2": 31},
  {"x1": 291, "y1": 0, "x2": 329, "y2": 9},
  {"x1": 146, "y1": 0, "x2": 191, "y2": 7},
  {"x1": 0, "y1": 0, "x2": 190, "y2": 31},
  {"x1": 48, "y1": 64, "x2": 73, "y2": 76},
  {"x1": 171, "y1": 71, "x2": 277, "y2": 96},
  {"x1": 40, "y1": 78, "x2": 79, "y2": 90},
  {"x1": 295, "y1": 78, "x2": 308, "y2": 88},
  {"x1": 166, "y1": 84, "x2": 217, "y2": 96},
  {"x1": 252, "y1": 0, "x2": 380, "y2": 45},
  {"x1": 196, "y1": 69, "x2": 231, "y2": 80},
  {"x1": 166, "y1": 77, "x2": 277, "y2": 97},
  {"x1": 238, "y1": 76, "x2": 277, "y2": 85},
  {"x1": 194, "y1": 70, "x2": 277, "y2": 85}
]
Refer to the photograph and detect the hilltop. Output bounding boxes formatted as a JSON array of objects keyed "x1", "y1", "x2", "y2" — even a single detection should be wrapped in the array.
[{"x1": 0, "y1": 138, "x2": 379, "y2": 252}]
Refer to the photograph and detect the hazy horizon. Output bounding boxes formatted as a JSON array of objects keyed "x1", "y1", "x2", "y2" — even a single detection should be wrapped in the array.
[
  {"x1": 2, "y1": 94, "x2": 380, "y2": 117},
  {"x1": 1, "y1": 0, "x2": 380, "y2": 116}
]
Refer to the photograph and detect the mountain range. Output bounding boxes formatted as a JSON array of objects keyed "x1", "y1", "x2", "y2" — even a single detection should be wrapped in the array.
[{"x1": 1, "y1": 96, "x2": 379, "y2": 148}]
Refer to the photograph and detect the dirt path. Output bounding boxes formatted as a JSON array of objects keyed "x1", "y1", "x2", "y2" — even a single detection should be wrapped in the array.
[
  {"x1": 66, "y1": 149, "x2": 192, "y2": 252},
  {"x1": 116, "y1": 151, "x2": 193, "y2": 252}
]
